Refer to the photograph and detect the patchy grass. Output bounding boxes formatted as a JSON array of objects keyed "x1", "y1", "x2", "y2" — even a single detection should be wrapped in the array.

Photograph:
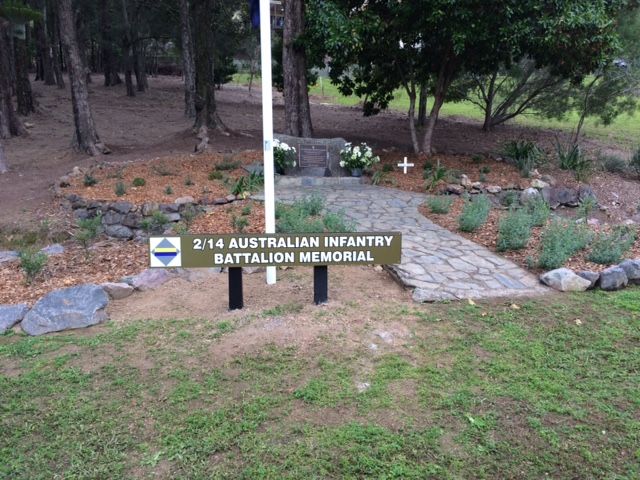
[{"x1": 1, "y1": 290, "x2": 639, "y2": 478}]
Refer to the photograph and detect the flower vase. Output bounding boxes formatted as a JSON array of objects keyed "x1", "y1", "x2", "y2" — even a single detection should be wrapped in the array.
[{"x1": 350, "y1": 168, "x2": 363, "y2": 177}]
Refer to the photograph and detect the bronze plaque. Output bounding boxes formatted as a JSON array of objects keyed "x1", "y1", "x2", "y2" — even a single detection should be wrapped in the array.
[
  {"x1": 149, "y1": 233, "x2": 402, "y2": 268},
  {"x1": 299, "y1": 144, "x2": 328, "y2": 168}
]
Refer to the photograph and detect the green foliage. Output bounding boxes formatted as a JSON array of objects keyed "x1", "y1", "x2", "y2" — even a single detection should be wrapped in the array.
[
  {"x1": 231, "y1": 172, "x2": 263, "y2": 197},
  {"x1": 555, "y1": 141, "x2": 592, "y2": 181},
  {"x1": 241, "y1": 205, "x2": 252, "y2": 216},
  {"x1": 537, "y1": 219, "x2": 592, "y2": 270},
  {"x1": 598, "y1": 153, "x2": 627, "y2": 174},
  {"x1": 502, "y1": 140, "x2": 545, "y2": 177},
  {"x1": 184, "y1": 176, "x2": 194, "y2": 186},
  {"x1": 577, "y1": 197, "x2": 598, "y2": 219},
  {"x1": 231, "y1": 215, "x2": 249, "y2": 233},
  {"x1": 275, "y1": 196, "x2": 354, "y2": 233},
  {"x1": 215, "y1": 159, "x2": 241, "y2": 171},
  {"x1": 480, "y1": 166, "x2": 491, "y2": 174},
  {"x1": 18, "y1": 248, "x2": 47, "y2": 284},
  {"x1": 208, "y1": 170, "x2": 224, "y2": 181},
  {"x1": 631, "y1": 147, "x2": 640, "y2": 178},
  {"x1": 458, "y1": 195, "x2": 491, "y2": 232},
  {"x1": 132, "y1": 177, "x2": 146, "y2": 187},
  {"x1": 181, "y1": 205, "x2": 198, "y2": 230},
  {"x1": 424, "y1": 166, "x2": 448, "y2": 191},
  {"x1": 141, "y1": 211, "x2": 169, "y2": 234},
  {"x1": 83, "y1": 174, "x2": 97, "y2": 187},
  {"x1": 164, "y1": 185, "x2": 173, "y2": 195},
  {"x1": 426, "y1": 196, "x2": 453, "y2": 214},
  {"x1": 471, "y1": 154, "x2": 484, "y2": 164},
  {"x1": 382, "y1": 163, "x2": 394, "y2": 173},
  {"x1": 501, "y1": 190, "x2": 520, "y2": 208},
  {"x1": 587, "y1": 226, "x2": 637, "y2": 265},
  {"x1": 497, "y1": 209, "x2": 532, "y2": 251},
  {"x1": 114, "y1": 182, "x2": 126, "y2": 197},
  {"x1": 75, "y1": 214, "x2": 102, "y2": 250},
  {"x1": 152, "y1": 162, "x2": 174, "y2": 177},
  {"x1": 524, "y1": 197, "x2": 550, "y2": 227}
]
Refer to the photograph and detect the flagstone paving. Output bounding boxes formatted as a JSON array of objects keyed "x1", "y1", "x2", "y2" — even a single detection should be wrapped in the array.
[{"x1": 259, "y1": 182, "x2": 548, "y2": 302}]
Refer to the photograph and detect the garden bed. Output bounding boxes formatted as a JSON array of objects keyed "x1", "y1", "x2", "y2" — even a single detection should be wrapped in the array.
[{"x1": 420, "y1": 196, "x2": 640, "y2": 273}]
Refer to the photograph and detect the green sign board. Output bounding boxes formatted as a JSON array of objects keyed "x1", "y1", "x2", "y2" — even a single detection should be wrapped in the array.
[{"x1": 149, "y1": 233, "x2": 402, "y2": 268}]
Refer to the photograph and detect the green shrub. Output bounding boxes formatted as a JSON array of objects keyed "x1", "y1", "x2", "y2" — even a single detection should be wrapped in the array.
[
  {"x1": 577, "y1": 197, "x2": 598, "y2": 219},
  {"x1": 502, "y1": 140, "x2": 545, "y2": 177},
  {"x1": 472, "y1": 154, "x2": 484, "y2": 164},
  {"x1": 587, "y1": 226, "x2": 637, "y2": 265},
  {"x1": 215, "y1": 159, "x2": 241, "y2": 171},
  {"x1": 114, "y1": 182, "x2": 126, "y2": 197},
  {"x1": 241, "y1": 205, "x2": 252, "y2": 216},
  {"x1": 426, "y1": 196, "x2": 453, "y2": 214},
  {"x1": 537, "y1": 219, "x2": 592, "y2": 270},
  {"x1": 132, "y1": 177, "x2": 146, "y2": 187},
  {"x1": 299, "y1": 194, "x2": 324, "y2": 216},
  {"x1": 232, "y1": 215, "x2": 249, "y2": 232},
  {"x1": 424, "y1": 166, "x2": 448, "y2": 191},
  {"x1": 19, "y1": 248, "x2": 48, "y2": 284},
  {"x1": 555, "y1": 141, "x2": 592, "y2": 181},
  {"x1": 208, "y1": 170, "x2": 223, "y2": 181},
  {"x1": 152, "y1": 162, "x2": 174, "y2": 176},
  {"x1": 630, "y1": 147, "x2": 640, "y2": 178},
  {"x1": 382, "y1": 163, "x2": 394, "y2": 173},
  {"x1": 141, "y1": 211, "x2": 170, "y2": 233},
  {"x1": 371, "y1": 171, "x2": 389, "y2": 186},
  {"x1": 83, "y1": 174, "x2": 97, "y2": 187},
  {"x1": 232, "y1": 172, "x2": 263, "y2": 196},
  {"x1": 480, "y1": 166, "x2": 491, "y2": 174},
  {"x1": 323, "y1": 212, "x2": 355, "y2": 232},
  {"x1": 458, "y1": 195, "x2": 491, "y2": 232},
  {"x1": 275, "y1": 196, "x2": 353, "y2": 233},
  {"x1": 497, "y1": 209, "x2": 532, "y2": 251},
  {"x1": 598, "y1": 154, "x2": 627, "y2": 174},
  {"x1": 501, "y1": 190, "x2": 520, "y2": 208},
  {"x1": 181, "y1": 205, "x2": 198, "y2": 229},
  {"x1": 164, "y1": 185, "x2": 173, "y2": 195},
  {"x1": 524, "y1": 197, "x2": 550, "y2": 227},
  {"x1": 75, "y1": 214, "x2": 102, "y2": 250},
  {"x1": 184, "y1": 176, "x2": 194, "y2": 186}
]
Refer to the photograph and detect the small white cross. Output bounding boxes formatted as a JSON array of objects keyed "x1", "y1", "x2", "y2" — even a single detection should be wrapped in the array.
[{"x1": 397, "y1": 157, "x2": 415, "y2": 174}]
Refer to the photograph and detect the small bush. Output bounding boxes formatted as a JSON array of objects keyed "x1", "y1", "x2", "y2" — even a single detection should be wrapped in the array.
[
  {"x1": 524, "y1": 197, "x2": 550, "y2": 227},
  {"x1": 184, "y1": 176, "x2": 194, "y2": 186},
  {"x1": 382, "y1": 163, "x2": 394, "y2": 173},
  {"x1": 232, "y1": 172, "x2": 263, "y2": 197},
  {"x1": 181, "y1": 205, "x2": 198, "y2": 229},
  {"x1": 599, "y1": 154, "x2": 627, "y2": 174},
  {"x1": 19, "y1": 249, "x2": 47, "y2": 284},
  {"x1": 241, "y1": 205, "x2": 252, "y2": 216},
  {"x1": 299, "y1": 194, "x2": 324, "y2": 216},
  {"x1": 458, "y1": 195, "x2": 491, "y2": 232},
  {"x1": 371, "y1": 171, "x2": 389, "y2": 186},
  {"x1": 537, "y1": 219, "x2": 592, "y2": 270},
  {"x1": 323, "y1": 211, "x2": 355, "y2": 232},
  {"x1": 164, "y1": 185, "x2": 173, "y2": 195},
  {"x1": 232, "y1": 215, "x2": 249, "y2": 232},
  {"x1": 630, "y1": 147, "x2": 640, "y2": 178},
  {"x1": 497, "y1": 209, "x2": 532, "y2": 251},
  {"x1": 275, "y1": 196, "x2": 353, "y2": 233},
  {"x1": 114, "y1": 182, "x2": 126, "y2": 197},
  {"x1": 424, "y1": 166, "x2": 448, "y2": 191},
  {"x1": 215, "y1": 159, "x2": 241, "y2": 171},
  {"x1": 480, "y1": 166, "x2": 491, "y2": 174},
  {"x1": 471, "y1": 154, "x2": 484, "y2": 164},
  {"x1": 426, "y1": 196, "x2": 453, "y2": 214},
  {"x1": 577, "y1": 197, "x2": 598, "y2": 219},
  {"x1": 587, "y1": 226, "x2": 637, "y2": 265},
  {"x1": 132, "y1": 177, "x2": 146, "y2": 187},
  {"x1": 502, "y1": 140, "x2": 545, "y2": 177},
  {"x1": 141, "y1": 211, "x2": 170, "y2": 233},
  {"x1": 501, "y1": 190, "x2": 520, "y2": 208},
  {"x1": 208, "y1": 170, "x2": 223, "y2": 181},
  {"x1": 152, "y1": 162, "x2": 174, "y2": 176},
  {"x1": 76, "y1": 214, "x2": 102, "y2": 249},
  {"x1": 555, "y1": 141, "x2": 592, "y2": 181},
  {"x1": 83, "y1": 174, "x2": 97, "y2": 187}
]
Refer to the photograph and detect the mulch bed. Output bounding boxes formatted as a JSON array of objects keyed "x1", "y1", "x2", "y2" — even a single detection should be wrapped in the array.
[
  {"x1": 63, "y1": 151, "x2": 262, "y2": 204},
  {"x1": 420, "y1": 197, "x2": 640, "y2": 273}
]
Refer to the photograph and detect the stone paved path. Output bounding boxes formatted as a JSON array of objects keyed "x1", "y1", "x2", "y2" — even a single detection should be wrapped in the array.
[{"x1": 263, "y1": 182, "x2": 548, "y2": 302}]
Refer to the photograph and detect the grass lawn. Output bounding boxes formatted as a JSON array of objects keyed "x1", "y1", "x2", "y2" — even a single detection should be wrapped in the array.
[
  {"x1": 1, "y1": 289, "x2": 639, "y2": 479},
  {"x1": 234, "y1": 74, "x2": 640, "y2": 147}
]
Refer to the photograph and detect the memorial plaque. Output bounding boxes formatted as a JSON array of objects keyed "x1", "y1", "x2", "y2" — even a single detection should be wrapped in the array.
[{"x1": 299, "y1": 144, "x2": 328, "y2": 169}]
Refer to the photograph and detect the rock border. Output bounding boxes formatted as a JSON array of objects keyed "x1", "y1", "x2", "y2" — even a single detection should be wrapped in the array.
[{"x1": 540, "y1": 259, "x2": 640, "y2": 292}]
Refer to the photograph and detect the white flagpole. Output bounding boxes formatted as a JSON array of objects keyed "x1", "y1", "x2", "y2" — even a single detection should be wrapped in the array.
[{"x1": 259, "y1": 0, "x2": 277, "y2": 285}]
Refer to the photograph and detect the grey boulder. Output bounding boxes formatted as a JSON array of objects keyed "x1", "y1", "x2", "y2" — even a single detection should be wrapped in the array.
[
  {"x1": 0, "y1": 250, "x2": 19, "y2": 265},
  {"x1": 577, "y1": 271, "x2": 600, "y2": 290},
  {"x1": 519, "y1": 188, "x2": 540, "y2": 205},
  {"x1": 101, "y1": 282, "x2": 134, "y2": 300},
  {"x1": 0, "y1": 304, "x2": 29, "y2": 334},
  {"x1": 40, "y1": 244, "x2": 65, "y2": 256},
  {"x1": 412, "y1": 288, "x2": 456, "y2": 303},
  {"x1": 21, "y1": 285, "x2": 109, "y2": 336},
  {"x1": 599, "y1": 267, "x2": 628, "y2": 291},
  {"x1": 540, "y1": 268, "x2": 591, "y2": 292},
  {"x1": 127, "y1": 269, "x2": 172, "y2": 291},
  {"x1": 104, "y1": 224, "x2": 133, "y2": 239},
  {"x1": 618, "y1": 259, "x2": 640, "y2": 285}
]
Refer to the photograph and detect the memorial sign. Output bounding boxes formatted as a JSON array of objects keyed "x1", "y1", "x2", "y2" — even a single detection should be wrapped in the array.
[
  {"x1": 299, "y1": 145, "x2": 328, "y2": 169},
  {"x1": 149, "y1": 232, "x2": 402, "y2": 309}
]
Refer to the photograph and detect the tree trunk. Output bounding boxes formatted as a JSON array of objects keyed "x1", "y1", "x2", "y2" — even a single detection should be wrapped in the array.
[
  {"x1": 48, "y1": 1, "x2": 66, "y2": 89},
  {"x1": 0, "y1": 139, "x2": 8, "y2": 173},
  {"x1": 121, "y1": 0, "x2": 136, "y2": 97},
  {"x1": 0, "y1": 20, "x2": 24, "y2": 138},
  {"x1": 14, "y1": 30, "x2": 36, "y2": 116},
  {"x1": 58, "y1": 0, "x2": 109, "y2": 155},
  {"x1": 417, "y1": 81, "x2": 428, "y2": 127},
  {"x1": 283, "y1": 0, "x2": 313, "y2": 137},
  {"x1": 179, "y1": 0, "x2": 196, "y2": 117},
  {"x1": 406, "y1": 83, "x2": 419, "y2": 154},
  {"x1": 133, "y1": 41, "x2": 147, "y2": 92},
  {"x1": 35, "y1": 10, "x2": 56, "y2": 86},
  {"x1": 100, "y1": 0, "x2": 122, "y2": 86},
  {"x1": 421, "y1": 53, "x2": 457, "y2": 155},
  {"x1": 193, "y1": 0, "x2": 223, "y2": 131}
]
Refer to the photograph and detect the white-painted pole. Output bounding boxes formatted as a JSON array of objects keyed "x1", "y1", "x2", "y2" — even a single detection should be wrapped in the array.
[{"x1": 259, "y1": 0, "x2": 277, "y2": 285}]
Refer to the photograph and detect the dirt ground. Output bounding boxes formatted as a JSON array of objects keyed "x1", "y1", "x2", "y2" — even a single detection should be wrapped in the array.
[{"x1": 0, "y1": 74, "x2": 629, "y2": 228}]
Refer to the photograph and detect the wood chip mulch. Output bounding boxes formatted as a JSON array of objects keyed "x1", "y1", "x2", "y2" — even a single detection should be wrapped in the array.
[
  {"x1": 62, "y1": 151, "x2": 263, "y2": 204},
  {"x1": 420, "y1": 197, "x2": 640, "y2": 274}
]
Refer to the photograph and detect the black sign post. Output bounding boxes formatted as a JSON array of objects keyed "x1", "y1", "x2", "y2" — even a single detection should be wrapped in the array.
[
  {"x1": 314, "y1": 265, "x2": 328, "y2": 305},
  {"x1": 228, "y1": 267, "x2": 244, "y2": 310}
]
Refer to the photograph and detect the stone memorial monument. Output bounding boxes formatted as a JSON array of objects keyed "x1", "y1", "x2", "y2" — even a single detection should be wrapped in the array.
[{"x1": 274, "y1": 134, "x2": 348, "y2": 177}]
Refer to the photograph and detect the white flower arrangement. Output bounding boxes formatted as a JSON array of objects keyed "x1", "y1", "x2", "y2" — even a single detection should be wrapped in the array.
[
  {"x1": 339, "y1": 142, "x2": 380, "y2": 170},
  {"x1": 273, "y1": 139, "x2": 297, "y2": 172}
]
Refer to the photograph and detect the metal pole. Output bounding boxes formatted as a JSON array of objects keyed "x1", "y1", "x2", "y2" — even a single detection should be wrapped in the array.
[
  {"x1": 228, "y1": 267, "x2": 244, "y2": 310},
  {"x1": 259, "y1": 0, "x2": 277, "y2": 285},
  {"x1": 314, "y1": 266, "x2": 328, "y2": 305}
]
